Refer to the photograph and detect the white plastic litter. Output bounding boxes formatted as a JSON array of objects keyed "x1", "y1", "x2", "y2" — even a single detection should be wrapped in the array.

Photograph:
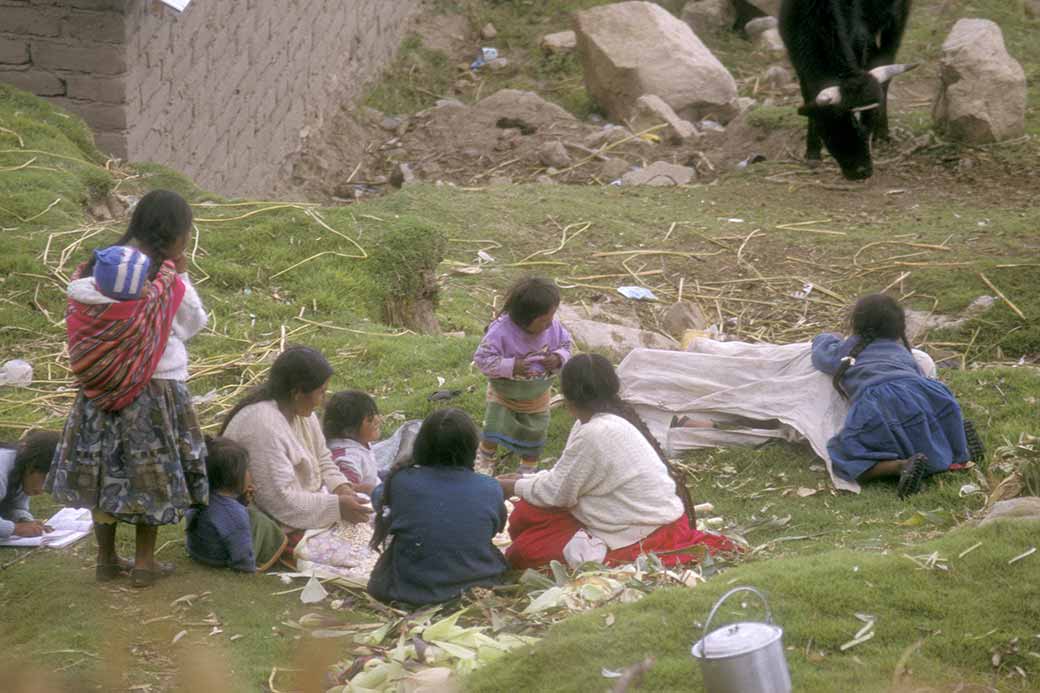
[
  {"x1": 300, "y1": 575, "x2": 328, "y2": 604},
  {"x1": 617, "y1": 286, "x2": 658, "y2": 301},
  {"x1": 0, "y1": 359, "x2": 32, "y2": 387}
]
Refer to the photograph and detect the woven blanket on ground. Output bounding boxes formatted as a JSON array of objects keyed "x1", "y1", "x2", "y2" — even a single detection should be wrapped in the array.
[
  {"x1": 66, "y1": 260, "x2": 185, "y2": 411},
  {"x1": 617, "y1": 340, "x2": 937, "y2": 493},
  {"x1": 294, "y1": 520, "x2": 378, "y2": 581}
]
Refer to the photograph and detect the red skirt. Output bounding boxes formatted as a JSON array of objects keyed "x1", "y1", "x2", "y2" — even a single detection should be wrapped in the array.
[{"x1": 505, "y1": 500, "x2": 737, "y2": 571}]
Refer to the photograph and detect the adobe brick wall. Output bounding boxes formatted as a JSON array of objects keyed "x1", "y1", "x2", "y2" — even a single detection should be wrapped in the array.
[{"x1": 0, "y1": 0, "x2": 420, "y2": 195}]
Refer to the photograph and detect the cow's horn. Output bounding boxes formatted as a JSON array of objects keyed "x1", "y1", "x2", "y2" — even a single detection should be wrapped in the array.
[
  {"x1": 814, "y1": 86, "x2": 842, "y2": 106},
  {"x1": 868, "y1": 62, "x2": 920, "y2": 84}
]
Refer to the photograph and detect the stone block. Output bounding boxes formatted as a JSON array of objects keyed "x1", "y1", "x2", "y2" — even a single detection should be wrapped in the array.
[
  {"x1": 0, "y1": 37, "x2": 30, "y2": 64},
  {"x1": 0, "y1": 66, "x2": 64, "y2": 94},
  {"x1": 62, "y1": 10, "x2": 125, "y2": 43},
  {"x1": 33, "y1": 39, "x2": 126, "y2": 74},
  {"x1": 51, "y1": 97, "x2": 127, "y2": 129},
  {"x1": 65, "y1": 73, "x2": 125, "y2": 103},
  {"x1": 3, "y1": 6, "x2": 62, "y2": 37},
  {"x1": 92, "y1": 129, "x2": 127, "y2": 158}
]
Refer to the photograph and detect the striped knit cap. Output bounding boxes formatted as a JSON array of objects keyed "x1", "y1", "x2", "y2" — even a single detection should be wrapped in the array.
[{"x1": 92, "y1": 245, "x2": 152, "y2": 301}]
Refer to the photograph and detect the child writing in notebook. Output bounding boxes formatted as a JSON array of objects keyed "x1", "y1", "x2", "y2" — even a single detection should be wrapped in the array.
[
  {"x1": 323, "y1": 390, "x2": 382, "y2": 495},
  {"x1": 1, "y1": 431, "x2": 61, "y2": 540},
  {"x1": 473, "y1": 277, "x2": 572, "y2": 475},
  {"x1": 812, "y1": 293, "x2": 981, "y2": 498}
]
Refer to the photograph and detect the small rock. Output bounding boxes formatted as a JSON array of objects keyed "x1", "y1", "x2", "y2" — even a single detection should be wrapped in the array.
[
  {"x1": 361, "y1": 106, "x2": 384, "y2": 124},
  {"x1": 488, "y1": 175, "x2": 513, "y2": 186},
  {"x1": 599, "y1": 157, "x2": 631, "y2": 181},
  {"x1": 763, "y1": 65, "x2": 793, "y2": 89},
  {"x1": 584, "y1": 124, "x2": 632, "y2": 149},
  {"x1": 736, "y1": 96, "x2": 756, "y2": 113},
  {"x1": 535, "y1": 174, "x2": 557, "y2": 185},
  {"x1": 747, "y1": 0, "x2": 781, "y2": 16},
  {"x1": 752, "y1": 27, "x2": 786, "y2": 54},
  {"x1": 481, "y1": 23, "x2": 497, "y2": 40},
  {"x1": 630, "y1": 94, "x2": 700, "y2": 143},
  {"x1": 680, "y1": 0, "x2": 735, "y2": 36},
  {"x1": 744, "y1": 16, "x2": 777, "y2": 36},
  {"x1": 461, "y1": 148, "x2": 482, "y2": 159},
  {"x1": 435, "y1": 98, "x2": 466, "y2": 110},
  {"x1": 661, "y1": 301, "x2": 708, "y2": 337},
  {"x1": 380, "y1": 116, "x2": 403, "y2": 132},
  {"x1": 487, "y1": 57, "x2": 510, "y2": 72},
  {"x1": 389, "y1": 163, "x2": 417, "y2": 188},
  {"x1": 979, "y1": 497, "x2": 1040, "y2": 526},
  {"x1": 538, "y1": 140, "x2": 572, "y2": 168},
  {"x1": 621, "y1": 161, "x2": 696, "y2": 187},
  {"x1": 541, "y1": 30, "x2": 577, "y2": 54}
]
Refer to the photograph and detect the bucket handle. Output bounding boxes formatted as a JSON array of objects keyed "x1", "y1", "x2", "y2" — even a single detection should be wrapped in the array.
[{"x1": 701, "y1": 586, "x2": 773, "y2": 657}]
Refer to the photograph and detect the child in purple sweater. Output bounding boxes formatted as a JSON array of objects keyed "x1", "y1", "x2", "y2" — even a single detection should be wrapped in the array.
[{"x1": 473, "y1": 277, "x2": 572, "y2": 475}]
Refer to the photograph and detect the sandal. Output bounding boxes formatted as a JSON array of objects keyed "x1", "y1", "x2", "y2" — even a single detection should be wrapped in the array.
[
  {"x1": 95, "y1": 556, "x2": 134, "y2": 582},
  {"x1": 897, "y1": 453, "x2": 928, "y2": 500},
  {"x1": 130, "y1": 562, "x2": 175, "y2": 589},
  {"x1": 964, "y1": 420, "x2": 985, "y2": 463}
]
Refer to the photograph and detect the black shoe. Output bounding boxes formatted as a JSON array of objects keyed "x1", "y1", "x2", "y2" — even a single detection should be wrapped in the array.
[
  {"x1": 964, "y1": 420, "x2": 985, "y2": 463},
  {"x1": 897, "y1": 454, "x2": 928, "y2": 500}
]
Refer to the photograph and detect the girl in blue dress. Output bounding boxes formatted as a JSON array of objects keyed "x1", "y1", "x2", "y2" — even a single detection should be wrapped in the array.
[{"x1": 812, "y1": 294, "x2": 981, "y2": 498}]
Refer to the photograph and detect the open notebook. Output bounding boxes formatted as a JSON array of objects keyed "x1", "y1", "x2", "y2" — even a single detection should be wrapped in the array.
[{"x1": 0, "y1": 508, "x2": 92, "y2": 549}]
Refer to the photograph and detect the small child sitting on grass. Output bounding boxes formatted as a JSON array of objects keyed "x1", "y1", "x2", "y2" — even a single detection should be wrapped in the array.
[
  {"x1": 185, "y1": 437, "x2": 287, "y2": 572},
  {"x1": 323, "y1": 390, "x2": 382, "y2": 495}
]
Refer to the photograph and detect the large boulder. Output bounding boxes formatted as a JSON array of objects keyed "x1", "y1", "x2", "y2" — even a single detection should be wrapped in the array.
[
  {"x1": 932, "y1": 19, "x2": 1027, "y2": 144},
  {"x1": 576, "y1": 1, "x2": 739, "y2": 124}
]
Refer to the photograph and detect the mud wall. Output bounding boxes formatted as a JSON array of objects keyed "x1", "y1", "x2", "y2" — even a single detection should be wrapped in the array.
[{"x1": 0, "y1": 0, "x2": 420, "y2": 195}]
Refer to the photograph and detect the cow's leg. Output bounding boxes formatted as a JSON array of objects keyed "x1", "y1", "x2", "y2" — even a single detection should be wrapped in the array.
[{"x1": 805, "y1": 116, "x2": 823, "y2": 165}]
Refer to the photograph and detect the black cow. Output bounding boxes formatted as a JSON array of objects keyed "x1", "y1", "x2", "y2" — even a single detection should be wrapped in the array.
[{"x1": 779, "y1": 0, "x2": 916, "y2": 180}]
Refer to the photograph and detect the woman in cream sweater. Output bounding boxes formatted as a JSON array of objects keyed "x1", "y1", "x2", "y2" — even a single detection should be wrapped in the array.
[
  {"x1": 221, "y1": 347, "x2": 372, "y2": 534},
  {"x1": 498, "y1": 354, "x2": 734, "y2": 570}
]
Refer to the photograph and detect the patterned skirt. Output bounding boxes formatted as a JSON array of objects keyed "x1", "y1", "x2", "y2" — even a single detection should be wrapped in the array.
[{"x1": 46, "y1": 379, "x2": 208, "y2": 525}]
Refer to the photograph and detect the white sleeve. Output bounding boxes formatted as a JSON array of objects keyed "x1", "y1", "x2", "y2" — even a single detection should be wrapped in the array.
[{"x1": 171, "y1": 273, "x2": 208, "y2": 342}]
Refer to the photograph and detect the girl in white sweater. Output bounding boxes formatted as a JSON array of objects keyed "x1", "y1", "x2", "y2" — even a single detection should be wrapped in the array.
[{"x1": 498, "y1": 354, "x2": 735, "y2": 570}]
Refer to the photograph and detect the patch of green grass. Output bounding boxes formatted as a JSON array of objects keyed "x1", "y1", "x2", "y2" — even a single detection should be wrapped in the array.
[
  {"x1": 364, "y1": 34, "x2": 457, "y2": 115},
  {"x1": 745, "y1": 105, "x2": 801, "y2": 132},
  {"x1": 467, "y1": 520, "x2": 1040, "y2": 692}
]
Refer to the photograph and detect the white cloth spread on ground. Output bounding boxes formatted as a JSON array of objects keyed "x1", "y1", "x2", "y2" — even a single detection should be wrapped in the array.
[{"x1": 617, "y1": 339, "x2": 937, "y2": 493}]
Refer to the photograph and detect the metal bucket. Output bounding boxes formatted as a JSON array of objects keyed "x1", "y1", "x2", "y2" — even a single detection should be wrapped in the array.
[{"x1": 691, "y1": 586, "x2": 792, "y2": 693}]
